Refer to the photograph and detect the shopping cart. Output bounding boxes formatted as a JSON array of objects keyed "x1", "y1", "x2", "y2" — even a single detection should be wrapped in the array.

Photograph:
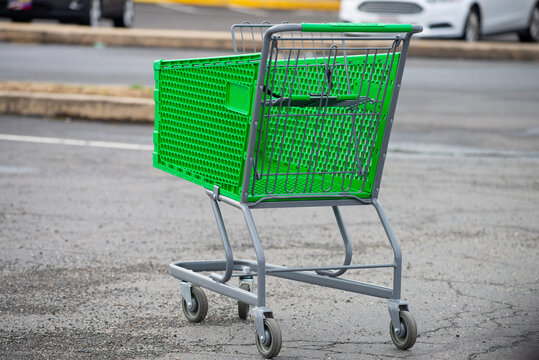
[{"x1": 153, "y1": 22, "x2": 422, "y2": 358}]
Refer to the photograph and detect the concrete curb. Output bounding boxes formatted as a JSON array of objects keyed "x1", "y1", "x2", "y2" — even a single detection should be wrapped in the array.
[
  {"x1": 0, "y1": 23, "x2": 235, "y2": 50},
  {"x1": 2, "y1": 23, "x2": 539, "y2": 61},
  {"x1": 137, "y1": 0, "x2": 340, "y2": 11},
  {"x1": 409, "y1": 39, "x2": 539, "y2": 61},
  {"x1": 0, "y1": 91, "x2": 154, "y2": 123}
]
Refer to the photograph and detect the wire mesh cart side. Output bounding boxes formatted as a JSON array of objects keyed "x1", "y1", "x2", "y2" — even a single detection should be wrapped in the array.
[{"x1": 155, "y1": 22, "x2": 422, "y2": 358}]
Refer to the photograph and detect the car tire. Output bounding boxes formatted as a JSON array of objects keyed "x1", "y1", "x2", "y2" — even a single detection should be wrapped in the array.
[
  {"x1": 113, "y1": 0, "x2": 134, "y2": 28},
  {"x1": 518, "y1": 3, "x2": 539, "y2": 42},
  {"x1": 463, "y1": 8, "x2": 480, "y2": 42},
  {"x1": 79, "y1": 0, "x2": 101, "y2": 27}
]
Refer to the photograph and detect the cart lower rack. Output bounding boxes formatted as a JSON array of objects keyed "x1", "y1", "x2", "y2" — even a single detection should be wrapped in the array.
[{"x1": 153, "y1": 22, "x2": 423, "y2": 358}]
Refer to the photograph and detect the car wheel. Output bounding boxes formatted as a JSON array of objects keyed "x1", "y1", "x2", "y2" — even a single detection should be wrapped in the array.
[
  {"x1": 113, "y1": 0, "x2": 134, "y2": 28},
  {"x1": 463, "y1": 8, "x2": 480, "y2": 42},
  {"x1": 518, "y1": 3, "x2": 539, "y2": 42},
  {"x1": 80, "y1": 0, "x2": 101, "y2": 27}
]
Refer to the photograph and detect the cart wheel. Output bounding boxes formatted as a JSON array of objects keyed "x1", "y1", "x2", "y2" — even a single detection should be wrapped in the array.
[
  {"x1": 255, "y1": 318, "x2": 282, "y2": 359},
  {"x1": 389, "y1": 311, "x2": 417, "y2": 350},
  {"x1": 238, "y1": 283, "x2": 250, "y2": 320},
  {"x1": 181, "y1": 286, "x2": 208, "y2": 323}
]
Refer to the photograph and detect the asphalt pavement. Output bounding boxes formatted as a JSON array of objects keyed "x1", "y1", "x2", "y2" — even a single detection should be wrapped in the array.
[
  {"x1": 1, "y1": 112, "x2": 538, "y2": 359},
  {"x1": 0, "y1": 42, "x2": 227, "y2": 85},
  {"x1": 1, "y1": 51, "x2": 539, "y2": 357}
]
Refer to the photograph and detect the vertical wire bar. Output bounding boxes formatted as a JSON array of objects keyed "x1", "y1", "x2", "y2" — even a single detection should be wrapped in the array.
[
  {"x1": 348, "y1": 49, "x2": 378, "y2": 192},
  {"x1": 311, "y1": 32, "x2": 322, "y2": 94},
  {"x1": 266, "y1": 48, "x2": 295, "y2": 194},
  {"x1": 261, "y1": 42, "x2": 281, "y2": 194},
  {"x1": 360, "y1": 46, "x2": 390, "y2": 192},
  {"x1": 303, "y1": 58, "x2": 326, "y2": 192},
  {"x1": 293, "y1": 101, "x2": 312, "y2": 193},
  {"x1": 328, "y1": 39, "x2": 352, "y2": 190},
  {"x1": 321, "y1": 33, "x2": 326, "y2": 69},
  {"x1": 231, "y1": 26, "x2": 238, "y2": 55},
  {"x1": 342, "y1": 37, "x2": 352, "y2": 94},
  {"x1": 330, "y1": 40, "x2": 356, "y2": 192},
  {"x1": 284, "y1": 113, "x2": 301, "y2": 194},
  {"x1": 258, "y1": 27, "x2": 263, "y2": 52},
  {"x1": 341, "y1": 48, "x2": 370, "y2": 192},
  {"x1": 251, "y1": 25, "x2": 256, "y2": 53},
  {"x1": 253, "y1": 39, "x2": 274, "y2": 184},
  {"x1": 254, "y1": 39, "x2": 278, "y2": 195},
  {"x1": 280, "y1": 50, "x2": 301, "y2": 193},
  {"x1": 315, "y1": 50, "x2": 338, "y2": 192},
  {"x1": 361, "y1": 40, "x2": 399, "y2": 193},
  {"x1": 306, "y1": 46, "x2": 337, "y2": 193},
  {"x1": 321, "y1": 110, "x2": 340, "y2": 192},
  {"x1": 291, "y1": 34, "x2": 318, "y2": 193},
  {"x1": 321, "y1": 45, "x2": 344, "y2": 191},
  {"x1": 267, "y1": 48, "x2": 293, "y2": 193},
  {"x1": 240, "y1": 25, "x2": 246, "y2": 54},
  {"x1": 331, "y1": 108, "x2": 349, "y2": 192}
]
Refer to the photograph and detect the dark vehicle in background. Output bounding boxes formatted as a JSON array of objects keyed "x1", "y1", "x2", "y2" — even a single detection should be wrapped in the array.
[{"x1": 0, "y1": 0, "x2": 134, "y2": 27}]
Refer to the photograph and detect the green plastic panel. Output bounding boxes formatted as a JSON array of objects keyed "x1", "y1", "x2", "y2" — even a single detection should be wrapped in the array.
[
  {"x1": 153, "y1": 51, "x2": 400, "y2": 202},
  {"x1": 153, "y1": 54, "x2": 260, "y2": 201}
]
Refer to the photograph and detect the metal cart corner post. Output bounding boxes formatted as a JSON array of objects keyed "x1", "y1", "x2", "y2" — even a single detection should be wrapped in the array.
[{"x1": 160, "y1": 22, "x2": 423, "y2": 358}]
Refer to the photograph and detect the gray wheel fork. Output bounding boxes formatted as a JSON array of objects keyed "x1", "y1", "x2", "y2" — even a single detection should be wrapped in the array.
[
  {"x1": 180, "y1": 282, "x2": 194, "y2": 310},
  {"x1": 388, "y1": 299, "x2": 409, "y2": 336},
  {"x1": 252, "y1": 307, "x2": 274, "y2": 344}
]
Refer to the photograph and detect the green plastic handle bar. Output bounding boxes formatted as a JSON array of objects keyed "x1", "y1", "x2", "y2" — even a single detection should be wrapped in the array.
[{"x1": 301, "y1": 23, "x2": 414, "y2": 33}]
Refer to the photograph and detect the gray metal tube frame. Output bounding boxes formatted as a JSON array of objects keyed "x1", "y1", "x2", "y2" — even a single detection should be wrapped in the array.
[
  {"x1": 171, "y1": 190, "x2": 407, "y2": 332},
  {"x1": 172, "y1": 22, "x2": 421, "y2": 342},
  {"x1": 209, "y1": 194, "x2": 234, "y2": 283},
  {"x1": 315, "y1": 206, "x2": 353, "y2": 277}
]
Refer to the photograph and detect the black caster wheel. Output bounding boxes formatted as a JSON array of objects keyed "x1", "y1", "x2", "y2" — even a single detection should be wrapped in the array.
[
  {"x1": 238, "y1": 283, "x2": 250, "y2": 320},
  {"x1": 255, "y1": 318, "x2": 282, "y2": 358},
  {"x1": 181, "y1": 285, "x2": 208, "y2": 323},
  {"x1": 389, "y1": 310, "x2": 417, "y2": 350}
]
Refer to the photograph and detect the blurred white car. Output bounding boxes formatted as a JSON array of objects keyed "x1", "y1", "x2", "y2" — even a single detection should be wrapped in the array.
[{"x1": 339, "y1": 0, "x2": 539, "y2": 42}]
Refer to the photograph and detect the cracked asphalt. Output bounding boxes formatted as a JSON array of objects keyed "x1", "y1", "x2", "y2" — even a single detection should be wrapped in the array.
[{"x1": 1, "y1": 57, "x2": 539, "y2": 359}]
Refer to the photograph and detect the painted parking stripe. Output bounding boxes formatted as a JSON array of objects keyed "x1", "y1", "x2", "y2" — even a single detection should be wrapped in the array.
[{"x1": 0, "y1": 134, "x2": 153, "y2": 151}]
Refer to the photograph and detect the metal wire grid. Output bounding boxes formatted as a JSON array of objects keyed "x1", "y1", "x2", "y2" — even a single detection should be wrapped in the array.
[
  {"x1": 231, "y1": 21, "x2": 346, "y2": 56},
  {"x1": 250, "y1": 31, "x2": 403, "y2": 198},
  {"x1": 231, "y1": 21, "x2": 273, "y2": 54}
]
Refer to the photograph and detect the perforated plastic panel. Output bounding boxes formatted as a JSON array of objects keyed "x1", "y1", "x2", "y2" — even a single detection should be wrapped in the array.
[
  {"x1": 153, "y1": 52, "x2": 400, "y2": 202},
  {"x1": 153, "y1": 54, "x2": 260, "y2": 200}
]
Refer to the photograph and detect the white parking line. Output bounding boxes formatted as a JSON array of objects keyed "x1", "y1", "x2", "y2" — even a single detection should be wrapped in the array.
[
  {"x1": 0, "y1": 134, "x2": 153, "y2": 151},
  {"x1": 3, "y1": 133, "x2": 536, "y2": 159}
]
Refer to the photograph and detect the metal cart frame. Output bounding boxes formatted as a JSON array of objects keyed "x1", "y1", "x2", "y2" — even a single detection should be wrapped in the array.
[{"x1": 162, "y1": 23, "x2": 423, "y2": 358}]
